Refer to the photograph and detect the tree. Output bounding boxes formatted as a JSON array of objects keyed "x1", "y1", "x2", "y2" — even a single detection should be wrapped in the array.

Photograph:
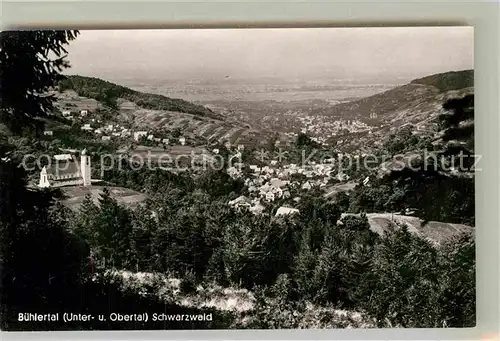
[
  {"x1": 438, "y1": 94, "x2": 475, "y2": 171},
  {"x1": 372, "y1": 95, "x2": 476, "y2": 224},
  {"x1": 0, "y1": 30, "x2": 90, "y2": 330},
  {"x1": 333, "y1": 192, "x2": 350, "y2": 213},
  {"x1": 296, "y1": 133, "x2": 313, "y2": 147},
  {"x1": 365, "y1": 226, "x2": 444, "y2": 327},
  {"x1": 92, "y1": 188, "x2": 133, "y2": 269},
  {"x1": 438, "y1": 231, "x2": 475, "y2": 327},
  {"x1": 0, "y1": 30, "x2": 79, "y2": 134},
  {"x1": 129, "y1": 205, "x2": 156, "y2": 272},
  {"x1": 0, "y1": 160, "x2": 88, "y2": 330},
  {"x1": 440, "y1": 94, "x2": 474, "y2": 150}
]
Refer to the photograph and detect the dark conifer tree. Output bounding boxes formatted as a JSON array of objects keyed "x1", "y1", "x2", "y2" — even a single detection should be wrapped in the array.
[{"x1": 0, "y1": 30, "x2": 79, "y2": 134}]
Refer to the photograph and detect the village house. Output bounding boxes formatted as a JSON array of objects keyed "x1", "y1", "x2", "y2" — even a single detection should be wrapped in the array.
[
  {"x1": 80, "y1": 109, "x2": 89, "y2": 116},
  {"x1": 179, "y1": 136, "x2": 186, "y2": 146},
  {"x1": 81, "y1": 124, "x2": 93, "y2": 132},
  {"x1": 261, "y1": 166, "x2": 275, "y2": 174},
  {"x1": 227, "y1": 166, "x2": 242, "y2": 179},
  {"x1": 38, "y1": 149, "x2": 91, "y2": 188},
  {"x1": 269, "y1": 178, "x2": 289, "y2": 188},
  {"x1": 363, "y1": 176, "x2": 370, "y2": 186},
  {"x1": 249, "y1": 202, "x2": 265, "y2": 215},
  {"x1": 134, "y1": 131, "x2": 148, "y2": 142},
  {"x1": 43, "y1": 130, "x2": 53, "y2": 136},
  {"x1": 248, "y1": 185, "x2": 258, "y2": 193},
  {"x1": 265, "y1": 192, "x2": 275, "y2": 202},
  {"x1": 62, "y1": 110, "x2": 71, "y2": 117},
  {"x1": 302, "y1": 181, "x2": 313, "y2": 190},
  {"x1": 102, "y1": 136, "x2": 111, "y2": 141},
  {"x1": 228, "y1": 196, "x2": 252, "y2": 211},
  {"x1": 249, "y1": 165, "x2": 260, "y2": 172},
  {"x1": 275, "y1": 207, "x2": 300, "y2": 217},
  {"x1": 337, "y1": 173, "x2": 350, "y2": 181}
]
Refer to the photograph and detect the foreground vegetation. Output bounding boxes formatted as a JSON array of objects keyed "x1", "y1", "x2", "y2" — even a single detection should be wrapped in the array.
[{"x1": 0, "y1": 159, "x2": 475, "y2": 329}]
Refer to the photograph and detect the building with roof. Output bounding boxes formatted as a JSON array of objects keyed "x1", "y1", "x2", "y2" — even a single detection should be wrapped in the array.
[
  {"x1": 134, "y1": 131, "x2": 148, "y2": 142},
  {"x1": 228, "y1": 196, "x2": 252, "y2": 212},
  {"x1": 249, "y1": 202, "x2": 265, "y2": 215},
  {"x1": 275, "y1": 207, "x2": 300, "y2": 217},
  {"x1": 38, "y1": 149, "x2": 91, "y2": 188},
  {"x1": 81, "y1": 124, "x2": 93, "y2": 132}
]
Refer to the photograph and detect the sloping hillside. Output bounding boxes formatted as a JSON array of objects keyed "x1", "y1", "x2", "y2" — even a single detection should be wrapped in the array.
[
  {"x1": 313, "y1": 83, "x2": 441, "y2": 121},
  {"x1": 58, "y1": 75, "x2": 224, "y2": 120},
  {"x1": 53, "y1": 76, "x2": 271, "y2": 146},
  {"x1": 114, "y1": 98, "x2": 270, "y2": 145},
  {"x1": 321, "y1": 70, "x2": 474, "y2": 153},
  {"x1": 314, "y1": 69, "x2": 473, "y2": 123},
  {"x1": 410, "y1": 69, "x2": 473, "y2": 92},
  {"x1": 340, "y1": 213, "x2": 473, "y2": 246}
]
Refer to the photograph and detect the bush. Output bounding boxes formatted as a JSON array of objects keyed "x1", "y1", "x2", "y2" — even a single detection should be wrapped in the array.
[{"x1": 180, "y1": 271, "x2": 198, "y2": 295}]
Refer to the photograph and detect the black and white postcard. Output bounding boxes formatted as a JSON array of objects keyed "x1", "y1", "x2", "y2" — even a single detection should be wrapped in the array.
[{"x1": 0, "y1": 27, "x2": 475, "y2": 330}]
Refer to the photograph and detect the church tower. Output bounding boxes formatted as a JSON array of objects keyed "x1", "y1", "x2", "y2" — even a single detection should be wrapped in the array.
[
  {"x1": 38, "y1": 166, "x2": 50, "y2": 188},
  {"x1": 81, "y1": 149, "x2": 91, "y2": 186}
]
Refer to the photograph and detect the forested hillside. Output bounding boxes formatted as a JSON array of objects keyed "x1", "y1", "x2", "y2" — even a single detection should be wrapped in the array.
[
  {"x1": 410, "y1": 69, "x2": 473, "y2": 92},
  {"x1": 312, "y1": 69, "x2": 473, "y2": 123},
  {"x1": 58, "y1": 75, "x2": 224, "y2": 120}
]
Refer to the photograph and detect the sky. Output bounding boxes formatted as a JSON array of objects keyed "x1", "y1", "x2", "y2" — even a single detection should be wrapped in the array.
[{"x1": 64, "y1": 27, "x2": 474, "y2": 83}]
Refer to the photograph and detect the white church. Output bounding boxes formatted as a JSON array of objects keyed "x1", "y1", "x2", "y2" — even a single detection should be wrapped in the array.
[{"x1": 38, "y1": 149, "x2": 92, "y2": 188}]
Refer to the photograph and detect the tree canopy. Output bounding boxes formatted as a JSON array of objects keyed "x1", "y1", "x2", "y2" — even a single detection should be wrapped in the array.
[{"x1": 0, "y1": 30, "x2": 80, "y2": 134}]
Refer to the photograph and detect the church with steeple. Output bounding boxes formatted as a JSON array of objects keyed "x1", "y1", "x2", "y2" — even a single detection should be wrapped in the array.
[{"x1": 38, "y1": 149, "x2": 92, "y2": 188}]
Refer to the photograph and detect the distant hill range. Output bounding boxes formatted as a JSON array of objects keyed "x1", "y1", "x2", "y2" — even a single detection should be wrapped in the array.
[
  {"x1": 52, "y1": 70, "x2": 473, "y2": 149},
  {"x1": 313, "y1": 69, "x2": 473, "y2": 123},
  {"x1": 317, "y1": 69, "x2": 474, "y2": 153}
]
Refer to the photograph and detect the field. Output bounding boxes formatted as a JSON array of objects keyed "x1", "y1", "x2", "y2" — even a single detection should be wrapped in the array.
[
  {"x1": 53, "y1": 90, "x2": 104, "y2": 113},
  {"x1": 60, "y1": 185, "x2": 147, "y2": 210}
]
